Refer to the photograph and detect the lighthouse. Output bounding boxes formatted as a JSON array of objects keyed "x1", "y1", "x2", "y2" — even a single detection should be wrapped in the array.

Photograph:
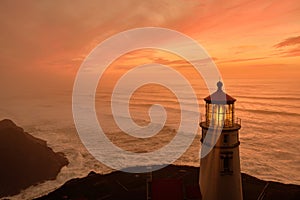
[{"x1": 199, "y1": 81, "x2": 243, "y2": 200}]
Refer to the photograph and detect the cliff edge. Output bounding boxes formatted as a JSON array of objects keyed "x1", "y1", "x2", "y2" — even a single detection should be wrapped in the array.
[{"x1": 0, "y1": 119, "x2": 68, "y2": 198}]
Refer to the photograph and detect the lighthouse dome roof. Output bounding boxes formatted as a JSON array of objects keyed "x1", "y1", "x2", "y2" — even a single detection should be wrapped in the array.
[{"x1": 204, "y1": 81, "x2": 236, "y2": 104}]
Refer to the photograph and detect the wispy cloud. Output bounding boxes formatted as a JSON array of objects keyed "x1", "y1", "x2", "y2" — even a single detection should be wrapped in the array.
[
  {"x1": 274, "y1": 36, "x2": 300, "y2": 48},
  {"x1": 276, "y1": 47, "x2": 300, "y2": 57},
  {"x1": 273, "y1": 36, "x2": 300, "y2": 57},
  {"x1": 218, "y1": 57, "x2": 268, "y2": 64}
]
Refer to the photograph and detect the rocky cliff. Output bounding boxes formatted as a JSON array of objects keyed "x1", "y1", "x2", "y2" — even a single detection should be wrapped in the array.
[{"x1": 0, "y1": 119, "x2": 68, "y2": 198}]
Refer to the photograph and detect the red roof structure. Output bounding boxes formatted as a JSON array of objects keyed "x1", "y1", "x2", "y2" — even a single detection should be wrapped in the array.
[{"x1": 152, "y1": 179, "x2": 183, "y2": 200}]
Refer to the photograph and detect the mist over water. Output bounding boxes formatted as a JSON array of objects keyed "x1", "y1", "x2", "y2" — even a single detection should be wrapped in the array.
[{"x1": 1, "y1": 76, "x2": 299, "y2": 199}]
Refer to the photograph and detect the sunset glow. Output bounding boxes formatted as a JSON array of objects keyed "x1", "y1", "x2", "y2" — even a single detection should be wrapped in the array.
[
  {"x1": 0, "y1": 0, "x2": 299, "y2": 89},
  {"x1": 0, "y1": 1, "x2": 300, "y2": 199}
]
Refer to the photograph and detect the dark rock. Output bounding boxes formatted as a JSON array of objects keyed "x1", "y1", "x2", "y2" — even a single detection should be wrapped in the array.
[{"x1": 0, "y1": 119, "x2": 69, "y2": 198}]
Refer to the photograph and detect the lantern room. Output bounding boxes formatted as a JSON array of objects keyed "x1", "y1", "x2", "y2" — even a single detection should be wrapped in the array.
[{"x1": 204, "y1": 81, "x2": 236, "y2": 127}]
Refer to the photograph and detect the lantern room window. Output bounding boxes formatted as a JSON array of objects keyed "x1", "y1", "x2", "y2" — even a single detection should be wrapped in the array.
[
  {"x1": 204, "y1": 81, "x2": 236, "y2": 128},
  {"x1": 206, "y1": 103, "x2": 234, "y2": 127}
]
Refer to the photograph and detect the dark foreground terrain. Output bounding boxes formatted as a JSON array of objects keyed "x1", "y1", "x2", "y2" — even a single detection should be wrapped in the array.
[
  {"x1": 1, "y1": 119, "x2": 299, "y2": 199},
  {"x1": 36, "y1": 165, "x2": 300, "y2": 200},
  {"x1": 0, "y1": 119, "x2": 68, "y2": 198}
]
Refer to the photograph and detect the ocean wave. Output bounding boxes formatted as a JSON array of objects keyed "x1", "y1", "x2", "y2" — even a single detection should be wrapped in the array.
[{"x1": 236, "y1": 108, "x2": 300, "y2": 117}]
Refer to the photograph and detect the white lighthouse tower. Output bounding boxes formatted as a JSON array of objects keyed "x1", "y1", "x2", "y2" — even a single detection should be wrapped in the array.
[{"x1": 199, "y1": 81, "x2": 243, "y2": 200}]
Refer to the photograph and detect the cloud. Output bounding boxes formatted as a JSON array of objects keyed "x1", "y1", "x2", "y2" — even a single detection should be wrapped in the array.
[
  {"x1": 218, "y1": 57, "x2": 268, "y2": 64},
  {"x1": 0, "y1": 0, "x2": 199, "y2": 69},
  {"x1": 274, "y1": 36, "x2": 300, "y2": 48},
  {"x1": 272, "y1": 36, "x2": 300, "y2": 57},
  {"x1": 183, "y1": 0, "x2": 300, "y2": 39},
  {"x1": 231, "y1": 45, "x2": 258, "y2": 55},
  {"x1": 276, "y1": 46, "x2": 300, "y2": 57},
  {"x1": 0, "y1": 0, "x2": 299, "y2": 76}
]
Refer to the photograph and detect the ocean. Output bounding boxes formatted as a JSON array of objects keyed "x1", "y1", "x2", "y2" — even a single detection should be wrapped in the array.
[{"x1": 1, "y1": 72, "x2": 299, "y2": 199}]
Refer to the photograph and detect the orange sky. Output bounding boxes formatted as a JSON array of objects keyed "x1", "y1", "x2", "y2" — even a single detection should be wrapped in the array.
[{"x1": 0, "y1": 0, "x2": 299, "y2": 96}]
